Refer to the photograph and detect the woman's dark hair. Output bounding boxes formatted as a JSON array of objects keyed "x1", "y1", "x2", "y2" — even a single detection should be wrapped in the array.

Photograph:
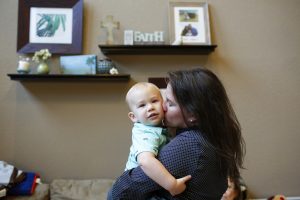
[{"x1": 167, "y1": 67, "x2": 245, "y2": 180}]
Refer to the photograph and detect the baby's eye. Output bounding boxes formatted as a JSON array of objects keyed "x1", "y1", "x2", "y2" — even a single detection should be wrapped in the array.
[
  {"x1": 152, "y1": 99, "x2": 159, "y2": 103},
  {"x1": 138, "y1": 104, "x2": 145, "y2": 108}
]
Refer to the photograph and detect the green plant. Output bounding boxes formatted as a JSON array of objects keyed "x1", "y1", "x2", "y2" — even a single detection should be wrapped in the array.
[{"x1": 32, "y1": 49, "x2": 52, "y2": 63}]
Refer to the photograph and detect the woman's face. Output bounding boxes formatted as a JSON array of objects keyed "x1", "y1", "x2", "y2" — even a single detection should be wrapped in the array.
[{"x1": 163, "y1": 83, "x2": 187, "y2": 128}]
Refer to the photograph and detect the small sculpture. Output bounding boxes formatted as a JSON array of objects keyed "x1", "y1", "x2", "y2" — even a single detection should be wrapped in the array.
[
  {"x1": 109, "y1": 67, "x2": 119, "y2": 75},
  {"x1": 97, "y1": 58, "x2": 115, "y2": 74},
  {"x1": 101, "y1": 15, "x2": 120, "y2": 45}
]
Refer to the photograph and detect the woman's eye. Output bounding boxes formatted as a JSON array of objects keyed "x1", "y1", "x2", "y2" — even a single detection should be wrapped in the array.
[
  {"x1": 168, "y1": 102, "x2": 174, "y2": 107},
  {"x1": 138, "y1": 104, "x2": 145, "y2": 108},
  {"x1": 152, "y1": 99, "x2": 158, "y2": 103}
]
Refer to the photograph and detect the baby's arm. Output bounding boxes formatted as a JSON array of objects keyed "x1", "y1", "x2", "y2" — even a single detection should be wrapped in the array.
[{"x1": 137, "y1": 152, "x2": 191, "y2": 196}]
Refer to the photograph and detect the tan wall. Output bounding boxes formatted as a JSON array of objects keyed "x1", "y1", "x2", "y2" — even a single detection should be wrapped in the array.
[{"x1": 1, "y1": 0, "x2": 299, "y2": 198}]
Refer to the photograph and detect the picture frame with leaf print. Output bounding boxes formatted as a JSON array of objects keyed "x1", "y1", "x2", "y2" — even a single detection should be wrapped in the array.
[
  {"x1": 17, "y1": 0, "x2": 83, "y2": 54},
  {"x1": 169, "y1": 2, "x2": 211, "y2": 45}
]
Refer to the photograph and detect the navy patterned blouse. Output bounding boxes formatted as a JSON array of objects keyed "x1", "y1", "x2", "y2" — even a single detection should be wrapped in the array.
[{"x1": 110, "y1": 128, "x2": 227, "y2": 200}]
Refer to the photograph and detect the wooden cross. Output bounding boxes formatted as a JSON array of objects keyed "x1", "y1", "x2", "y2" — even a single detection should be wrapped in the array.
[{"x1": 101, "y1": 15, "x2": 120, "y2": 45}]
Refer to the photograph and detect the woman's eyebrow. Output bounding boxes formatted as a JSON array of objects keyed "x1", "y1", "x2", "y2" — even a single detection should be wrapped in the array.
[{"x1": 165, "y1": 97, "x2": 172, "y2": 103}]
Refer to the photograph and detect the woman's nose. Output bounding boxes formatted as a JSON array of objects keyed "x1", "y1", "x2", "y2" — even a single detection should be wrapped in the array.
[{"x1": 163, "y1": 102, "x2": 167, "y2": 112}]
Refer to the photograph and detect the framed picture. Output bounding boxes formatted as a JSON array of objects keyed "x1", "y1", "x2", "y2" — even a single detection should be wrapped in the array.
[
  {"x1": 60, "y1": 55, "x2": 96, "y2": 75},
  {"x1": 17, "y1": 0, "x2": 83, "y2": 54},
  {"x1": 169, "y1": 2, "x2": 211, "y2": 45}
]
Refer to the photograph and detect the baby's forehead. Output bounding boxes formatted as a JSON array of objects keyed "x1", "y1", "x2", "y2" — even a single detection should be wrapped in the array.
[
  {"x1": 130, "y1": 84, "x2": 159, "y2": 94},
  {"x1": 134, "y1": 87, "x2": 161, "y2": 98},
  {"x1": 135, "y1": 83, "x2": 157, "y2": 90},
  {"x1": 126, "y1": 83, "x2": 162, "y2": 103},
  {"x1": 133, "y1": 88, "x2": 160, "y2": 100}
]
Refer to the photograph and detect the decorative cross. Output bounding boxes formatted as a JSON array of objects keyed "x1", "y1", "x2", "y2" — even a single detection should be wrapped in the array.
[{"x1": 101, "y1": 15, "x2": 120, "y2": 45}]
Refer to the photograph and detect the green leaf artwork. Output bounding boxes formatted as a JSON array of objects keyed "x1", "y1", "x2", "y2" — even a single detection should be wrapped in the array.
[{"x1": 36, "y1": 14, "x2": 66, "y2": 37}]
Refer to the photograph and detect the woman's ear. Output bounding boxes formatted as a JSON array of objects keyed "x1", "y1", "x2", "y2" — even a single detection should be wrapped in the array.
[
  {"x1": 188, "y1": 117, "x2": 197, "y2": 123},
  {"x1": 187, "y1": 115, "x2": 198, "y2": 126},
  {"x1": 128, "y1": 112, "x2": 138, "y2": 123}
]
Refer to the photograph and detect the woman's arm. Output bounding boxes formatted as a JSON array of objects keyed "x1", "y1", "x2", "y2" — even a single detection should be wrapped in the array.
[{"x1": 137, "y1": 152, "x2": 191, "y2": 196}]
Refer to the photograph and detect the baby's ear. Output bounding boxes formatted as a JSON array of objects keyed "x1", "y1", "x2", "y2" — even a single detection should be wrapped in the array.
[{"x1": 128, "y1": 112, "x2": 138, "y2": 123}]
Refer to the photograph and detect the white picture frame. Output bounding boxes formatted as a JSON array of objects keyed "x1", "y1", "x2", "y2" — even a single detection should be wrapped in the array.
[
  {"x1": 124, "y1": 30, "x2": 134, "y2": 45},
  {"x1": 169, "y1": 2, "x2": 211, "y2": 45}
]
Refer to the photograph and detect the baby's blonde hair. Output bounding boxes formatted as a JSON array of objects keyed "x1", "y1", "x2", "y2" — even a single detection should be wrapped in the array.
[{"x1": 126, "y1": 82, "x2": 161, "y2": 110}]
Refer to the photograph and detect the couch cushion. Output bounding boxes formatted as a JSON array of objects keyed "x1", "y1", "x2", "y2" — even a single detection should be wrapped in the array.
[{"x1": 50, "y1": 179, "x2": 114, "y2": 200}]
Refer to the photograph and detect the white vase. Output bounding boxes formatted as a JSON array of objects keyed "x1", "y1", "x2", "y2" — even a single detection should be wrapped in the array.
[{"x1": 37, "y1": 61, "x2": 50, "y2": 74}]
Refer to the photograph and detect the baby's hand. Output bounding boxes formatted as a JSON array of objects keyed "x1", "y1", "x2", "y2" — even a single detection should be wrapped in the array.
[{"x1": 169, "y1": 175, "x2": 192, "y2": 196}]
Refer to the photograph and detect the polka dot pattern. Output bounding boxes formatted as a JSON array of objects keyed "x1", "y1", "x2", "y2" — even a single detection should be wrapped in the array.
[{"x1": 110, "y1": 128, "x2": 227, "y2": 200}]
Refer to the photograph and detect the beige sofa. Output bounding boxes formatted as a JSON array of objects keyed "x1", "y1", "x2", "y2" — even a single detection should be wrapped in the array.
[{"x1": 4, "y1": 179, "x2": 115, "y2": 200}]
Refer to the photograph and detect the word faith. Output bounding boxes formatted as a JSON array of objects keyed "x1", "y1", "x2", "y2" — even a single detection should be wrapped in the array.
[{"x1": 134, "y1": 31, "x2": 164, "y2": 43}]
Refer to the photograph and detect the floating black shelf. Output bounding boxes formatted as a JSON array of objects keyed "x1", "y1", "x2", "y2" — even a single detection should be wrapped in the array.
[
  {"x1": 99, "y1": 44, "x2": 217, "y2": 55},
  {"x1": 7, "y1": 74, "x2": 130, "y2": 82}
]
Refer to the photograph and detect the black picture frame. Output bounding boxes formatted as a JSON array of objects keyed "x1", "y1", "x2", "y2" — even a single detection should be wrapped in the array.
[{"x1": 17, "y1": 0, "x2": 83, "y2": 54}]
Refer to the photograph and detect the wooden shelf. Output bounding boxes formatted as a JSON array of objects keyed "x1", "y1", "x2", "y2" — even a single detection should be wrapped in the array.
[
  {"x1": 99, "y1": 44, "x2": 217, "y2": 55},
  {"x1": 7, "y1": 74, "x2": 130, "y2": 82}
]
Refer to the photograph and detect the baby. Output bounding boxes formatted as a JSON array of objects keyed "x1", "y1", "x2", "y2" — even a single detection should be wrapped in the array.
[{"x1": 125, "y1": 82, "x2": 191, "y2": 196}]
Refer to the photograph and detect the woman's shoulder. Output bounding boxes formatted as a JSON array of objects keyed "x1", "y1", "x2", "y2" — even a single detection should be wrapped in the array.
[
  {"x1": 172, "y1": 129, "x2": 217, "y2": 160},
  {"x1": 174, "y1": 128, "x2": 213, "y2": 151},
  {"x1": 159, "y1": 128, "x2": 214, "y2": 163},
  {"x1": 164, "y1": 129, "x2": 204, "y2": 150},
  {"x1": 176, "y1": 128, "x2": 206, "y2": 142}
]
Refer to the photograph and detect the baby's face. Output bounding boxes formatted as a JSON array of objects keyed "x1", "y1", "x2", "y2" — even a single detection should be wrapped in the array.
[{"x1": 129, "y1": 86, "x2": 164, "y2": 126}]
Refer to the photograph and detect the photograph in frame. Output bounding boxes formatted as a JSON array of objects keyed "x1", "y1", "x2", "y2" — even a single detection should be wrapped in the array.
[
  {"x1": 29, "y1": 7, "x2": 73, "y2": 44},
  {"x1": 60, "y1": 55, "x2": 97, "y2": 75},
  {"x1": 169, "y1": 2, "x2": 211, "y2": 45},
  {"x1": 17, "y1": 0, "x2": 83, "y2": 54}
]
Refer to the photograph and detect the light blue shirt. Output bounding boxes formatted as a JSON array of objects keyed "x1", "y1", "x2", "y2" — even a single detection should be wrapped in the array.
[{"x1": 125, "y1": 123, "x2": 167, "y2": 171}]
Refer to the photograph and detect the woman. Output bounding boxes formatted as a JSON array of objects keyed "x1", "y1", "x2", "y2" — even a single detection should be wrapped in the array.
[{"x1": 108, "y1": 68, "x2": 245, "y2": 200}]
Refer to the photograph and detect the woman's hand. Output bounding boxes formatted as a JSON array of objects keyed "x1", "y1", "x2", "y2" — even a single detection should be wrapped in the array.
[
  {"x1": 169, "y1": 175, "x2": 192, "y2": 196},
  {"x1": 221, "y1": 178, "x2": 238, "y2": 200}
]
